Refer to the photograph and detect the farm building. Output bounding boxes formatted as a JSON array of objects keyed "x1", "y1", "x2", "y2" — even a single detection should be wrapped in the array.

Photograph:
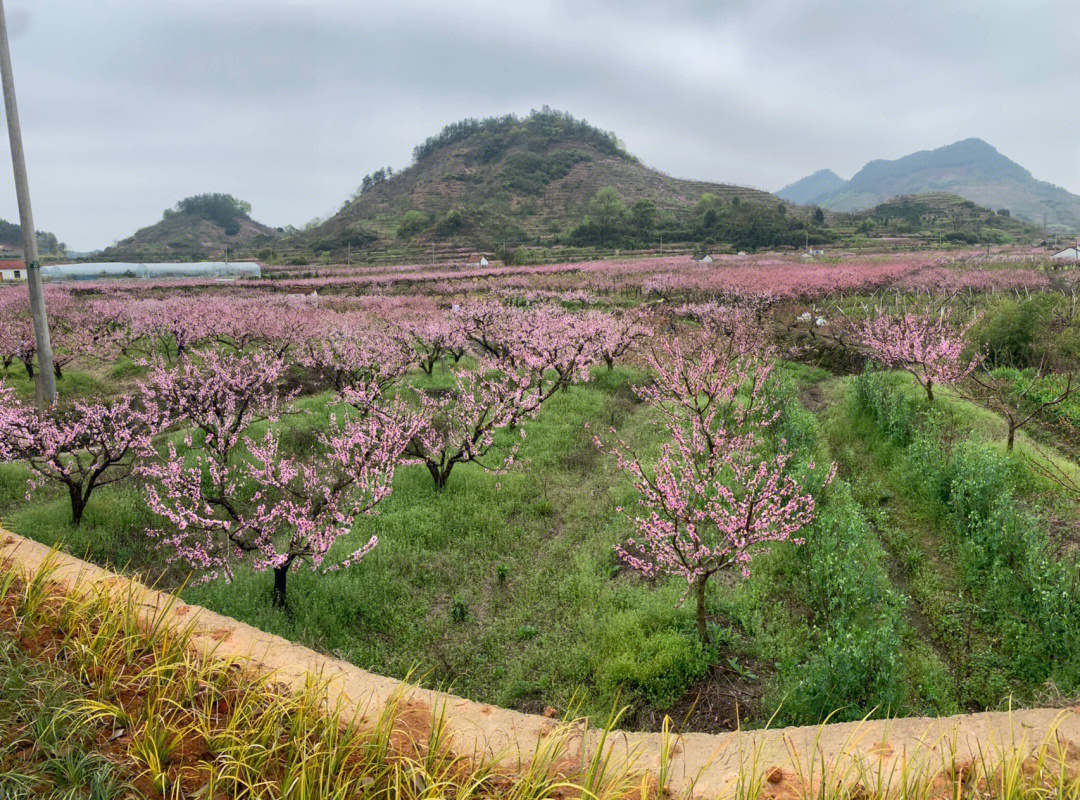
[
  {"x1": 1052, "y1": 245, "x2": 1080, "y2": 260},
  {"x1": 40, "y1": 261, "x2": 261, "y2": 281},
  {"x1": 0, "y1": 261, "x2": 26, "y2": 281},
  {"x1": 692, "y1": 254, "x2": 713, "y2": 263},
  {"x1": 465, "y1": 254, "x2": 489, "y2": 267}
]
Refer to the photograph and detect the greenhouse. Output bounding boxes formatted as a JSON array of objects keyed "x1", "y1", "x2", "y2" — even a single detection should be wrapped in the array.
[{"x1": 41, "y1": 261, "x2": 261, "y2": 281}]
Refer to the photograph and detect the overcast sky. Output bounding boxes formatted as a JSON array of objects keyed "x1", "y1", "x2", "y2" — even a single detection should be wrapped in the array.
[{"x1": 1, "y1": 0, "x2": 1077, "y2": 251}]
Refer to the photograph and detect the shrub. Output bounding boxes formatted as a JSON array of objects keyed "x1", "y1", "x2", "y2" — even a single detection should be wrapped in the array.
[
  {"x1": 968, "y1": 296, "x2": 1053, "y2": 368},
  {"x1": 591, "y1": 601, "x2": 708, "y2": 708},
  {"x1": 397, "y1": 211, "x2": 429, "y2": 239}
]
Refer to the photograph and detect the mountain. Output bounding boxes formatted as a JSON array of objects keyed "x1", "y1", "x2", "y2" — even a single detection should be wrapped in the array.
[
  {"x1": 776, "y1": 169, "x2": 845, "y2": 206},
  {"x1": 99, "y1": 193, "x2": 281, "y2": 261},
  {"x1": 305, "y1": 108, "x2": 794, "y2": 257},
  {"x1": 785, "y1": 139, "x2": 1080, "y2": 232},
  {"x1": 0, "y1": 217, "x2": 67, "y2": 258}
]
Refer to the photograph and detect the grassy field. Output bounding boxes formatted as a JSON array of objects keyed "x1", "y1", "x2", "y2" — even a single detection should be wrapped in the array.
[
  {"x1": 5, "y1": 282, "x2": 1080, "y2": 731},
  {"x1": 5, "y1": 352, "x2": 1079, "y2": 730}
]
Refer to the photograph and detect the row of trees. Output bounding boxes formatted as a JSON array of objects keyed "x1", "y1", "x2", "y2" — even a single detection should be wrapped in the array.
[
  {"x1": 853, "y1": 307, "x2": 1077, "y2": 450},
  {"x1": 0, "y1": 299, "x2": 649, "y2": 607},
  {"x1": 597, "y1": 308, "x2": 833, "y2": 642},
  {"x1": 3, "y1": 288, "x2": 1071, "y2": 629},
  {"x1": 600, "y1": 301, "x2": 1079, "y2": 645},
  {"x1": 568, "y1": 187, "x2": 833, "y2": 251}
]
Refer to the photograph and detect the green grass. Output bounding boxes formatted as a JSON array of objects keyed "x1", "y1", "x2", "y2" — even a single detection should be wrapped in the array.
[
  {"x1": 184, "y1": 367, "x2": 717, "y2": 718},
  {"x1": 825, "y1": 368, "x2": 1080, "y2": 709},
  {"x1": 0, "y1": 366, "x2": 720, "y2": 723},
  {"x1": 5, "y1": 355, "x2": 1080, "y2": 728}
]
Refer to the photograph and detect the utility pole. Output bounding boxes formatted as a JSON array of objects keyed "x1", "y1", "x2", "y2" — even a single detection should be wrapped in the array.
[{"x1": 0, "y1": 0, "x2": 55, "y2": 408}]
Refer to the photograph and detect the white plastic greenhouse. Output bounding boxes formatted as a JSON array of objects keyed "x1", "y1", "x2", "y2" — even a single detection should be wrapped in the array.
[{"x1": 40, "y1": 261, "x2": 261, "y2": 281}]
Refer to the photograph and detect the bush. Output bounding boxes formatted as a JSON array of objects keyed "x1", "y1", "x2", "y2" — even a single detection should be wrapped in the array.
[
  {"x1": 599, "y1": 629, "x2": 707, "y2": 707},
  {"x1": 780, "y1": 620, "x2": 902, "y2": 723},
  {"x1": 397, "y1": 211, "x2": 429, "y2": 239},
  {"x1": 588, "y1": 596, "x2": 708, "y2": 708},
  {"x1": 968, "y1": 296, "x2": 1054, "y2": 368}
]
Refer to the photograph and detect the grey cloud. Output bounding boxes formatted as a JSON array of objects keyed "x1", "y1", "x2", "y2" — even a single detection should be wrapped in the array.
[{"x1": 0, "y1": 0, "x2": 1076, "y2": 250}]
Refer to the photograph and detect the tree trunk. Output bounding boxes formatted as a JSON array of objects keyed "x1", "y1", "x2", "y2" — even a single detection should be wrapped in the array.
[
  {"x1": 69, "y1": 484, "x2": 85, "y2": 527},
  {"x1": 925, "y1": 379, "x2": 934, "y2": 403},
  {"x1": 272, "y1": 565, "x2": 289, "y2": 608},
  {"x1": 1007, "y1": 420, "x2": 1016, "y2": 451},
  {"x1": 694, "y1": 573, "x2": 710, "y2": 644},
  {"x1": 428, "y1": 462, "x2": 450, "y2": 490}
]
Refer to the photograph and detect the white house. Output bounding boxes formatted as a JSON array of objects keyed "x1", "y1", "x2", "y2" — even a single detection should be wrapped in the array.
[
  {"x1": 1052, "y1": 245, "x2": 1080, "y2": 261},
  {"x1": 466, "y1": 253, "x2": 489, "y2": 267},
  {"x1": 0, "y1": 261, "x2": 26, "y2": 281}
]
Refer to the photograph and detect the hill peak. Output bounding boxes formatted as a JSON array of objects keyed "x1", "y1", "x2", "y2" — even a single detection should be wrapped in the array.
[
  {"x1": 312, "y1": 108, "x2": 780, "y2": 255},
  {"x1": 100, "y1": 193, "x2": 280, "y2": 261},
  {"x1": 776, "y1": 168, "x2": 846, "y2": 206},
  {"x1": 411, "y1": 107, "x2": 636, "y2": 165}
]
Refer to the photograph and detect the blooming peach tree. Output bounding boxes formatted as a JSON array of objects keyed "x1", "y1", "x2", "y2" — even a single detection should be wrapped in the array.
[
  {"x1": 856, "y1": 309, "x2": 980, "y2": 401},
  {"x1": 0, "y1": 385, "x2": 155, "y2": 525},
  {"x1": 138, "y1": 351, "x2": 415, "y2": 607},
  {"x1": 596, "y1": 323, "x2": 831, "y2": 643},
  {"x1": 401, "y1": 361, "x2": 540, "y2": 490},
  {"x1": 299, "y1": 313, "x2": 414, "y2": 395},
  {"x1": 403, "y1": 309, "x2": 602, "y2": 490}
]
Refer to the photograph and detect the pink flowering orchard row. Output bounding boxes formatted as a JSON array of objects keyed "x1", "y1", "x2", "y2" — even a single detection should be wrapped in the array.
[
  {"x1": 0, "y1": 286, "x2": 651, "y2": 378},
  {"x1": 0, "y1": 299, "x2": 651, "y2": 606},
  {"x1": 593, "y1": 302, "x2": 988, "y2": 644},
  {"x1": 252, "y1": 250, "x2": 1056, "y2": 300}
]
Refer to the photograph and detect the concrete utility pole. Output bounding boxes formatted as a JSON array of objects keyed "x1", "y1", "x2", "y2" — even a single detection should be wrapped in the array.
[{"x1": 0, "y1": 0, "x2": 55, "y2": 408}]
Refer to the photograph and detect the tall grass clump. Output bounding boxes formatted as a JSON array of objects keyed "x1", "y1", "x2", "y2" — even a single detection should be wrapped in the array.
[
  {"x1": 851, "y1": 368, "x2": 1080, "y2": 707},
  {"x1": 3, "y1": 549, "x2": 1080, "y2": 799}
]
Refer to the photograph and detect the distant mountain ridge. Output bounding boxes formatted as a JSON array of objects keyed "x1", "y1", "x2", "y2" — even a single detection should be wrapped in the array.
[
  {"x1": 776, "y1": 169, "x2": 845, "y2": 206},
  {"x1": 778, "y1": 139, "x2": 1080, "y2": 232}
]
